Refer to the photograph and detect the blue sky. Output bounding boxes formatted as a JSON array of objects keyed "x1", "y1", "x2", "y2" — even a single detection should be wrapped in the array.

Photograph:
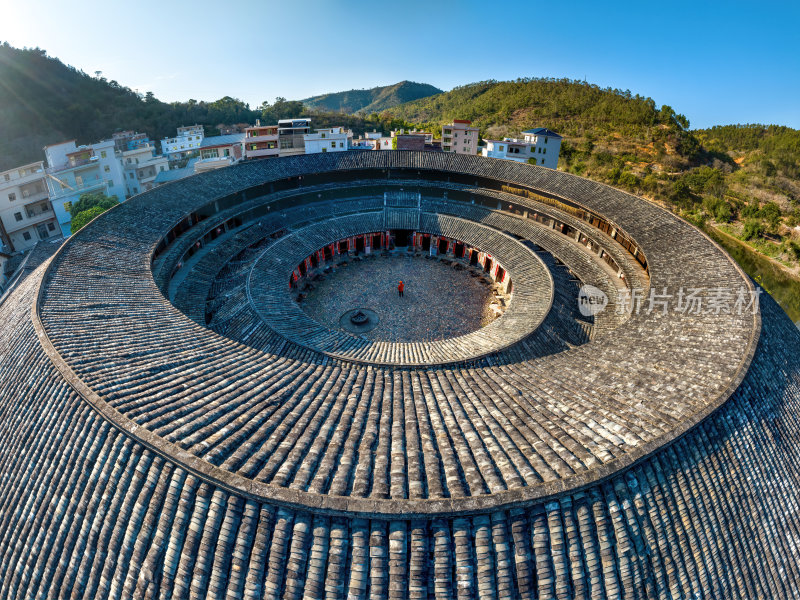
[{"x1": 1, "y1": 0, "x2": 798, "y2": 129}]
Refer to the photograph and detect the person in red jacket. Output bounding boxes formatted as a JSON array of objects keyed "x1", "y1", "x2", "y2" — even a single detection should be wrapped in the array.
[{"x1": 398, "y1": 280, "x2": 404, "y2": 297}]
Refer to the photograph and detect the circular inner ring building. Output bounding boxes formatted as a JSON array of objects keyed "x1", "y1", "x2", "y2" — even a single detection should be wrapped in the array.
[{"x1": 1, "y1": 151, "x2": 799, "y2": 599}]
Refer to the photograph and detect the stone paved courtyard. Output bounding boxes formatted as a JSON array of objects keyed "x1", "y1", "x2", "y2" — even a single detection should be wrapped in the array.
[{"x1": 297, "y1": 253, "x2": 501, "y2": 342}]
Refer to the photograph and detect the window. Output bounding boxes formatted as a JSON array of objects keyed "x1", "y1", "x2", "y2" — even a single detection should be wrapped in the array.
[
  {"x1": 498, "y1": 145, "x2": 504, "y2": 151},
  {"x1": 41, "y1": 203, "x2": 49, "y2": 212},
  {"x1": 160, "y1": 166, "x2": 165, "y2": 172},
  {"x1": 8, "y1": 193, "x2": 15, "y2": 201},
  {"x1": 129, "y1": 173, "x2": 135, "y2": 179},
  {"x1": 3, "y1": 174, "x2": 9, "y2": 182},
  {"x1": 23, "y1": 232, "x2": 31, "y2": 241},
  {"x1": 64, "y1": 201, "x2": 72, "y2": 212},
  {"x1": 321, "y1": 133, "x2": 326, "y2": 138},
  {"x1": 331, "y1": 142, "x2": 336, "y2": 148},
  {"x1": 14, "y1": 212, "x2": 22, "y2": 222},
  {"x1": 101, "y1": 150, "x2": 107, "y2": 158},
  {"x1": 545, "y1": 137, "x2": 548, "y2": 144},
  {"x1": 543, "y1": 148, "x2": 546, "y2": 154},
  {"x1": 48, "y1": 222, "x2": 55, "y2": 231},
  {"x1": 538, "y1": 147, "x2": 542, "y2": 153},
  {"x1": 321, "y1": 147, "x2": 327, "y2": 153},
  {"x1": 340, "y1": 142, "x2": 344, "y2": 148},
  {"x1": 104, "y1": 165, "x2": 111, "y2": 172}
]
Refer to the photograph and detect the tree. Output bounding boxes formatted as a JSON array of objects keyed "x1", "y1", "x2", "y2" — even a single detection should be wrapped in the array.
[
  {"x1": 69, "y1": 192, "x2": 119, "y2": 217},
  {"x1": 673, "y1": 179, "x2": 690, "y2": 199},
  {"x1": 759, "y1": 202, "x2": 782, "y2": 231},
  {"x1": 742, "y1": 218, "x2": 764, "y2": 241},
  {"x1": 618, "y1": 171, "x2": 640, "y2": 189},
  {"x1": 71, "y1": 205, "x2": 108, "y2": 234},
  {"x1": 260, "y1": 97, "x2": 305, "y2": 123},
  {"x1": 714, "y1": 202, "x2": 732, "y2": 223}
]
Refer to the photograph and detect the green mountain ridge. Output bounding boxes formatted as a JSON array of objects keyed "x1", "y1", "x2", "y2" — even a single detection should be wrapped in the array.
[
  {"x1": 3, "y1": 44, "x2": 800, "y2": 318},
  {"x1": 0, "y1": 44, "x2": 262, "y2": 171},
  {"x1": 301, "y1": 81, "x2": 442, "y2": 114}
]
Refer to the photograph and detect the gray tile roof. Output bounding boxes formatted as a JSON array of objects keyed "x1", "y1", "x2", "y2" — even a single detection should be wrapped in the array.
[{"x1": 0, "y1": 151, "x2": 797, "y2": 598}]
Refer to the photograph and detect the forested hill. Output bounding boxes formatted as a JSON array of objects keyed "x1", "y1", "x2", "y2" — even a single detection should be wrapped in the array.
[
  {"x1": 0, "y1": 45, "x2": 437, "y2": 171},
  {"x1": 385, "y1": 80, "x2": 800, "y2": 293},
  {"x1": 383, "y1": 79, "x2": 695, "y2": 147},
  {"x1": 695, "y1": 124, "x2": 800, "y2": 179},
  {"x1": 0, "y1": 44, "x2": 262, "y2": 171},
  {"x1": 302, "y1": 81, "x2": 442, "y2": 114},
  {"x1": 3, "y1": 44, "x2": 800, "y2": 315}
]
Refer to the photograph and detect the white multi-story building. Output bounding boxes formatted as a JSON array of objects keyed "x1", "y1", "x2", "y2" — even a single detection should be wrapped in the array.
[
  {"x1": 244, "y1": 122, "x2": 279, "y2": 160},
  {"x1": 481, "y1": 128, "x2": 562, "y2": 168},
  {"x1": 120, "y1": 143, "x2": 169, "y2": 197},
  {"x1": 303, "y1": 127, "x2": 353, "y2": 154},
  {"x1": 44, "y1": 140, "x2": 126, "y2": 236},
  {"x1": 160, "y1": 125, "x2": 204, "y2": 158},
  {"x1": 0, "y1": 161, "x2": 60, "y2": 252},
  {"x1": 441, "y1": 120, "x2": 479, "y2": 155}
]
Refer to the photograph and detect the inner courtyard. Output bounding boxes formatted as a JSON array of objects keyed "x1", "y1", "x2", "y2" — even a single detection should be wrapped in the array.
[{"x1": 296, "y1": 252, "x2": 504, "y2": 343}]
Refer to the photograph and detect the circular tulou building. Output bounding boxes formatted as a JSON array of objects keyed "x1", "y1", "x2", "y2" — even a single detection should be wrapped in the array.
[{"x1": 1, "y1": 151, "x2": 800, "y2": 599}]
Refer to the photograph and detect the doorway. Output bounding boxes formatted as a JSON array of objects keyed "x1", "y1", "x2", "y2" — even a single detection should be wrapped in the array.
[{"x1": 394, "y1": 229, "x2": 412, "y2": 247}]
